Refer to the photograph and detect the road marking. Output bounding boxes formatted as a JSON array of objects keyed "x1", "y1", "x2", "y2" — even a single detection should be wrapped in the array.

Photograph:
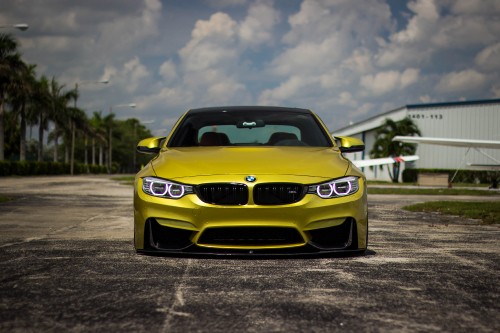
[{"x1": 161, "y1": 258, "x2": 193, "y2": 332}]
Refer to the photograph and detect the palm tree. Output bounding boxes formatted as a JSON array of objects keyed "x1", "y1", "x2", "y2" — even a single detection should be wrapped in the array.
[
  {"x1": 78, "y1": 113, "x2": 94, "y2": 166},
  {"x1": 0, "y1": 33, "x2": 25, "y2": 160},
  {"x1": 47, "y1": 77, "x2": 76, "y2": 163},
  {"x1": 10, "y1": 63, "x2": 37, "y2": 161},
  {"x1": 33, "y1": 76, "x2": 51, "y2": 162},
  {"x1": 104, "y1": 112, "x2": 115, "y2": 173},
  {"x1": 90, "y1": 111, "x2": 107, "y2": 166},
  {"x1": 370, "y1": 118, "x2": 421, "y2": 182},
  {"x1": 67, "y1": 106, "x2": 88, "y2": 173}
]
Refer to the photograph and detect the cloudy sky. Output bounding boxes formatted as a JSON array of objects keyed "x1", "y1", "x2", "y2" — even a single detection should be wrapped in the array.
[{"x1": 3, "y1": 0, "x2": 500, "y2": 135}]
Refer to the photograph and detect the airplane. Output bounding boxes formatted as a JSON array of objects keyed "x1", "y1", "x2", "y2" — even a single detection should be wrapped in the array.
[
  {"x1": 392, "y1": 136, "x2": 500, "y2": 169},
  {"x1": 393, "y1": 135, "x2": 500, "y2": 187},
  {"x1": 392, "y1": 136, "x2": 500, "y2": 150},
  {"x1": 352, "y1": 155, "x2": 419, "y2": 168}
]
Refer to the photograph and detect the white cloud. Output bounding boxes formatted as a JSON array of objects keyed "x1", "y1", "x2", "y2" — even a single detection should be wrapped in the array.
[
  {"x1": 170, "y1": 8, "x2": 264, "y2": 107},
  {"x1": 137, "y1": 87, "x2": 194, "y2": 110},
  {"x1": 338, "y1": 91, "x2": 357, "y2": 107},
  {"x1": 191, "y1": 12, "x2": 237, "y2": 41},
  {"x1": 6, "y1": 0, "x2": 500, "y2": 134},
  {"x1": 207, "y1": 0, "x2": 248, "y2": 7},
  {"x1": 377, "y1": 0, "x2": 500, "y2": 68},
  {"x1": 259, "y1": 0, "x2": 394, "y2": 124},
  {"x1": 342, "y1": 48, "x2": 375, "y2": 75},
  {"x1": 430, "y1": 16, "x2": 499, "y2": 49},
  {"x1": 449, "y1": 0, "x2": 500, "y2": 15},
  {"x1": 491, "y1": 85, "x2": 500, "y2": 98},
  {"x1": 475, "y1": 42, "x2": 500, "y2": 71},
  {"x1": 360, "y1": 69, "x2": 420, "y2": 96},
  {"x1": 123, "y1": 57, "x2": 150, "y2": 93},
  {"x1": 391, "y1": 0, "x2": 439, "y2": 44},
  {"x1": 180, "y1": 12, "x2": 238, "y2": 72},
  {"x1": 284, "y1": 0, "x2": 391, "y2": 46},
  {"x1": 436, "y1": 69, "x2": 487, "y2": 93},
  {"x1": 101, "y1": 66, "x2": 118, "y2": 83},
  {"x1": 259, "y1": 76, "x2": 313, "y2": 105},
  {"x1": 271, "y1": 35, "x2": 348, "y2": 77},
  {"x1": 159, "y1": 60, "x2": 178, "y2": 82},
  {"x1": 377, "y1": 0, "x2": 439, "y2": 67},
  {"x1": 239, "y1": 1, "x2": 280, "y2": 47}
]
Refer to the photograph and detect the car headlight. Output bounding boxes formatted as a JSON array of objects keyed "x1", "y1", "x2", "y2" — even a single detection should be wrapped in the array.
[
  {"x1": 308, "y1": 176, "x2": 359, "y2": 198},
  {"x1": 142, "y1": 177, "x2": 194, "y2": 199}
]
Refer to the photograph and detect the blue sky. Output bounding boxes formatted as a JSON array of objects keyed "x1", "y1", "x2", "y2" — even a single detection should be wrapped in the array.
[{"x1": 3, "y1": 0, "x2": 500, "y2": 136}]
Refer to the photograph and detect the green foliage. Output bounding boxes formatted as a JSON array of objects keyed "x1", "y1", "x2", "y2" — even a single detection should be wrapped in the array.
[
  {"x1": 1, "y1": 34, "x2": 153, "y2": 173},
  {"x1": 368, "y1": 187, "x2": 499, "y2": 196},
  {"x1": 370, "y1": 118, "x2": 421, "y2": 182},
  {"x1": 111, "y1": 118, "x2": 153, "y2": 173}
]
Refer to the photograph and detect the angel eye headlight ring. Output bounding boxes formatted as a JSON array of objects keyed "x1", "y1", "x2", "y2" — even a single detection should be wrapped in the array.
[
  {"x1": 309, "y1": 176, "x2": 359, "y2": 199},
  {"x1": 142, "y1": 177, "x2": 192, "y2": 199}
]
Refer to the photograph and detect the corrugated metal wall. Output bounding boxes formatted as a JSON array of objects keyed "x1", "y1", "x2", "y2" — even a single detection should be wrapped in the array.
[
  {"x1": 335, "y1": 100, "x2": 500, "y2": 181},
  {"x1": 409, "y1": 102, "x2": 500, "y2": 169}
]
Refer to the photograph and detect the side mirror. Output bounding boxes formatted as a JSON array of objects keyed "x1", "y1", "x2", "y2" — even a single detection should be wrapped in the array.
[
  {"x1": 334, "y1": 136, "x2": 365, "y2": 153},
  {"x1": 137, "y1": 137, "x2": 166, "y2": 154}
]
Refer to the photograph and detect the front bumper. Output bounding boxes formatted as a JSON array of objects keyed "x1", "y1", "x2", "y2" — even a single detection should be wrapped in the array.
[{"x1": 134, "y1": 177, "x2": 368, "y2": 255}]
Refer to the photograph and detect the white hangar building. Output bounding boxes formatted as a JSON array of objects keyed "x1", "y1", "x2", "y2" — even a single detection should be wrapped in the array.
[{"x1": 333, "y1": 99, "x2": 500, "y2": 182}]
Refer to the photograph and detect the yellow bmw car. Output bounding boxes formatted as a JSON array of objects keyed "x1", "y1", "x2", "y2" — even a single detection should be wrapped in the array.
[{"x1": 134, "y1": 106, "x2": 367, "y2": 255}]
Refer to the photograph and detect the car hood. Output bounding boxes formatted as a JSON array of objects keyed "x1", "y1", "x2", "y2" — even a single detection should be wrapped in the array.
[{"x1": 150, "y1": 147, "x2": 350, "y2": 181}]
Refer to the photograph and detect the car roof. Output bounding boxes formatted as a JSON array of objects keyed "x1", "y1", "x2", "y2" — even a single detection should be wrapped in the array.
[{"x1": 187, "y1": 106, "x2": 313, "y2": 115}]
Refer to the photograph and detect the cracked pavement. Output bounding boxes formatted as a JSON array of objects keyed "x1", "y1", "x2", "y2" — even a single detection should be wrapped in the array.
[{"x1": 0, "y1": 176, "x2": 499, "y2": 332}]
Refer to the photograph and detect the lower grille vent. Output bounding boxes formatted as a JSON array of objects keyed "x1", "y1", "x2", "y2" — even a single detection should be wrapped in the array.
[{"x1": 198, "y1": 227, "x2": 304, "y2": 246}]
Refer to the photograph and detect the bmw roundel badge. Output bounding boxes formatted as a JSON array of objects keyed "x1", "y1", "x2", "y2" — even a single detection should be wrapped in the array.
[{"x1": 245, "y1": 175, "x2": 256, "y2": 182}]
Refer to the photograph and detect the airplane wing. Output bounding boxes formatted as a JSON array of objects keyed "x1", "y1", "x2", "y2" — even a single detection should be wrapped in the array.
[
  {"x1": 393, "y1": 136, "x2": 500, "y2": 149},
  {"x1": 352, "y1": 155, "x2": 419, "y2": 168}
]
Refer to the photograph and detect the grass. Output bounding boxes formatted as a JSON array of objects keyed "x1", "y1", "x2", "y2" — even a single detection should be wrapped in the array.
[
  {"x1": 367, "y1": 187, "x2": 500, "y2": 196},
  {"x1": 0, "y1": 195, "x2": 12, "y2": 203},
  {"x1": 367, "y1": 181, "x2": 490, "y2": 188},
  {"x1": 403, "y1": 201, "x2": 500, "y2": 224}
]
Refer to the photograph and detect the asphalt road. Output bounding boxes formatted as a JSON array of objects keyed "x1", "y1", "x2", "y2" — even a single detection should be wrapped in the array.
[{"x1": 0, "y1": 176, "x2": 499, "y2": 332}]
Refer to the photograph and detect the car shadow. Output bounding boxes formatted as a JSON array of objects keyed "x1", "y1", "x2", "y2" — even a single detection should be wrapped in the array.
[{"x1": 136, "y1": 248, "x2": 377, "y2": 260}]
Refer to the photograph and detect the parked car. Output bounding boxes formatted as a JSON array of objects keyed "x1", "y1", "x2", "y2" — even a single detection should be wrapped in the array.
[{"x1": 134, "y1": 106, "x2": 367, "y2": 255}]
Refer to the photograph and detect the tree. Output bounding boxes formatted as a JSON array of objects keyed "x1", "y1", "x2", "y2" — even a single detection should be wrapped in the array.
[
  {"x1": 10, "y1": 63, "x2": 37, "y2": 161},
  {"x1": 111, "y1": 118, "x2": 153, "y2": 173},
  {"x1": 0, "y1": 33, "x2": 25, "y2": 160},
  {"x1": 67, "y1": 106, "x2": 88, "y2": 173},
  {"x1": 90, "y1": 111, "x2": 107, "y2": 166},
  {"x1": 104, "y1": 112, "x2": 115, "y2": 173},
  {"x1": 44, "y1": 77, "x2": 77, "y2": 170},
  {"x1": 370, "y1": 118, "x2": 421, "y2": 182},
  {"x1": 33, "y1": 76, "x2": 51, "y2": 161}
]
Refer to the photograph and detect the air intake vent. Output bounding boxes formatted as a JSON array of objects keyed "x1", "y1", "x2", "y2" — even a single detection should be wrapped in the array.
[
  {"x1": 198, "y1": 227, "x2": 304, "y2": 246},
  {"x1": 196, "y1": 183, "x2": 248, "y2": 205},
  {"x1": 253, "y1": 183, "x2": 306, "y2": 205}
]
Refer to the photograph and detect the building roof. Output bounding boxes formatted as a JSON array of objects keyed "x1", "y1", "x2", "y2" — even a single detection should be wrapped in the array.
[
  {"x1": 333, "y1": 98, "x2": 500, "y2": 136},
  {"x1": 406, "y1": 98, "x2": 500, "y2": 110}
]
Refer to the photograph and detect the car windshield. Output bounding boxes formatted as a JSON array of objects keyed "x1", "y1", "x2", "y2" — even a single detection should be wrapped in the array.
[{"x1": 167, "y1": 108, "x2": 333, "y2": 147}]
